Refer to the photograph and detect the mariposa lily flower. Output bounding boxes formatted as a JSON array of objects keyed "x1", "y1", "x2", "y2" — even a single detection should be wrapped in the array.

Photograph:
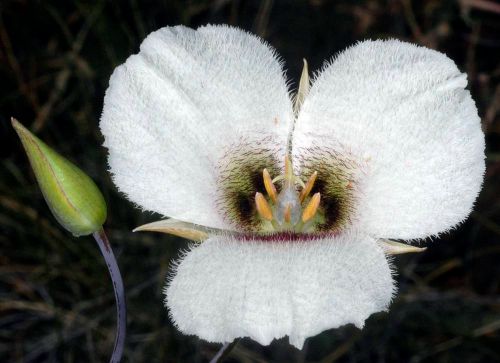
[{"x1": 100, "y1": 25, "x2": 485, "y2": 348}]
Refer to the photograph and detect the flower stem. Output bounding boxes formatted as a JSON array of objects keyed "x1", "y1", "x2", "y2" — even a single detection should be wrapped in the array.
[
  {"x1": 209, "y1": 339, "x2": 240, "y2": 363},
  {"x1": 92, "y1": 228, "x2": 126, "y2": 363}
]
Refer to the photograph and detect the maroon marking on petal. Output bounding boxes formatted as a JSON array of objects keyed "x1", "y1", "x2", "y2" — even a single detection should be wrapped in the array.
[{"x1": 219, "y1": 231, "x2": 340, "y2": 243}]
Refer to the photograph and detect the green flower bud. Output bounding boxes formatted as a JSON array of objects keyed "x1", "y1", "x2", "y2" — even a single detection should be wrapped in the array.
[{"x1": 12, "y1": 118, "x2": 107, "y2": 236}]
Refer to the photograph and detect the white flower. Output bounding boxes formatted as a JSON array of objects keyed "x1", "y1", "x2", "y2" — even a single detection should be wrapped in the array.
[{"x1": 99, "y1": 25, "x2": 485, "y2": 348}]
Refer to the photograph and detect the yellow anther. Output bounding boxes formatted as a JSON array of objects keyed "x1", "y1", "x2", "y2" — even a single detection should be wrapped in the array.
[
  {"x1": 263, "y1": 168, "x2": 277, "y2": 203},
  {"x1": 284, "y1": 203, "x2": 292, "y2": 223},
  {"x1": 255, "y1": 192, "x2": 273, "y2": 221},
  {"x1": 302, "y1": 192, "x2": 321, "y2": 223},
  {"x1": 299, "y1": 171, "x2": 317, "y2": 203}
]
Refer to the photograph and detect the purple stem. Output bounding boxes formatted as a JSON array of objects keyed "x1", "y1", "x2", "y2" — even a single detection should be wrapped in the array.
[{"x1": 93, "y1": 228, "x2": 126, "y2": 363}]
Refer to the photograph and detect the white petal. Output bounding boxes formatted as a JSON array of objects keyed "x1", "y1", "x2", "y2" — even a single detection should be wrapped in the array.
[
  {"x1": 293, "y1": 40, "x2": 485, "y2": 239},
  {"x1": 165, "y1": 232, "x2": 394, "y2": 348},
  {"x1": 100, "y1": 25, "x2": 293, "y2": 229}
]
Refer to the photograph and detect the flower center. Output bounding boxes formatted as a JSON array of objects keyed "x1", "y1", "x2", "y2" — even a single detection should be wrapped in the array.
[
  {"x1": 255, "y1": 155, "x2": 321, "y2": 232},
  {"x1": 216, "y1": 140, "x2": 359, "y2": 234}
]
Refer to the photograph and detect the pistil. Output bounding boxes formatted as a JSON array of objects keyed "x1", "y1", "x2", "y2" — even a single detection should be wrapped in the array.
[{"x1": 255, "y1": 155, "x2": 321, "y2": 232}]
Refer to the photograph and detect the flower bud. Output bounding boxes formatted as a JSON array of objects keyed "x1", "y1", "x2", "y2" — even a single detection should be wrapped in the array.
[{"x1": 12, "y1": 118, "x2": 107, "y2": 236}]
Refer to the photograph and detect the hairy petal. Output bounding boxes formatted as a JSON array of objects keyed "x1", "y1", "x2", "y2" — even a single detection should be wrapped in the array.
[
  {"x1": 293, "y1": 40, "x2": 485, "y2": 240},
  {"x1": 100, "y1": 25, "x2": 293, "y2": 229},
  {"x1": 165, "y1": 232, "x2": 395, "y2": 348}
]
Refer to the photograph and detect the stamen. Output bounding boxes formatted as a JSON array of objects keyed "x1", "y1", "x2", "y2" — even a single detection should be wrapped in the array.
[
  {"x1": 254, "y1": 156, "x2": 322, "y2": 231},
  {"x1": 255, "y1": 192, "x2": 273, "y2": 221},
  {"x1": 284, "y1": 203, "x2": 292, "y2": 223},
  {"x1": 280, "y1": 155, "x2": 306, "y2": 188},
  {"x1": 299, "y1": 171, "x2": 318, "y2": 203},
  {"x1": 302, "y1": 192, "x2": 321, "y2": 223},
  {"x1": 263, "y1": 168, "x2": 277, "y2": 203}
]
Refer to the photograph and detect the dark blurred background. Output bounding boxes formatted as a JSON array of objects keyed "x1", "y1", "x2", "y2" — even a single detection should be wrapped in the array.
[{"x1": 1, "y1": 0, "x2": 499, "y2": 362}]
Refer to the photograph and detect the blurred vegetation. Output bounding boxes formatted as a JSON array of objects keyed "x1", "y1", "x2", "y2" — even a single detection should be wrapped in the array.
[{"x1": 1, "y1": 0, "x2": 499, "y2": 362}]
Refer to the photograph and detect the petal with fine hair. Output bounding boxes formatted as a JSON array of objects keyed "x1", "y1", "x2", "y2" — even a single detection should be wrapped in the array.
[
  {"x1": 100, "y1": 25, "x2": 293, "y2": 229},
  {"x1": 292, "y1": 40, "x2": 485, "y2": 240},
  {"x1": 165, "y1": 232, "x2": 395, "y2": 348}
]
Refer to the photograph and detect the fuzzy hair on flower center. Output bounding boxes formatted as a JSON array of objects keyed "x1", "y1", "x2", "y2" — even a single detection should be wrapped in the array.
[{"x1": 217, "y1": 140, "x2": 359, "y2": 234}]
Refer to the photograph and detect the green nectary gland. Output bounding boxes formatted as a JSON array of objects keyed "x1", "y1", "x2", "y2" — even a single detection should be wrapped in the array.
[{"x1": 218, "y1": 149, "x2": 356, "y2": 233}]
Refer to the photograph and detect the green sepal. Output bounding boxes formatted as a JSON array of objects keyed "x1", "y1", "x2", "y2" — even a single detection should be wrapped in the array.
[{"x1": 12, "y1": 118, "x2": 107, "y2": 236}]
